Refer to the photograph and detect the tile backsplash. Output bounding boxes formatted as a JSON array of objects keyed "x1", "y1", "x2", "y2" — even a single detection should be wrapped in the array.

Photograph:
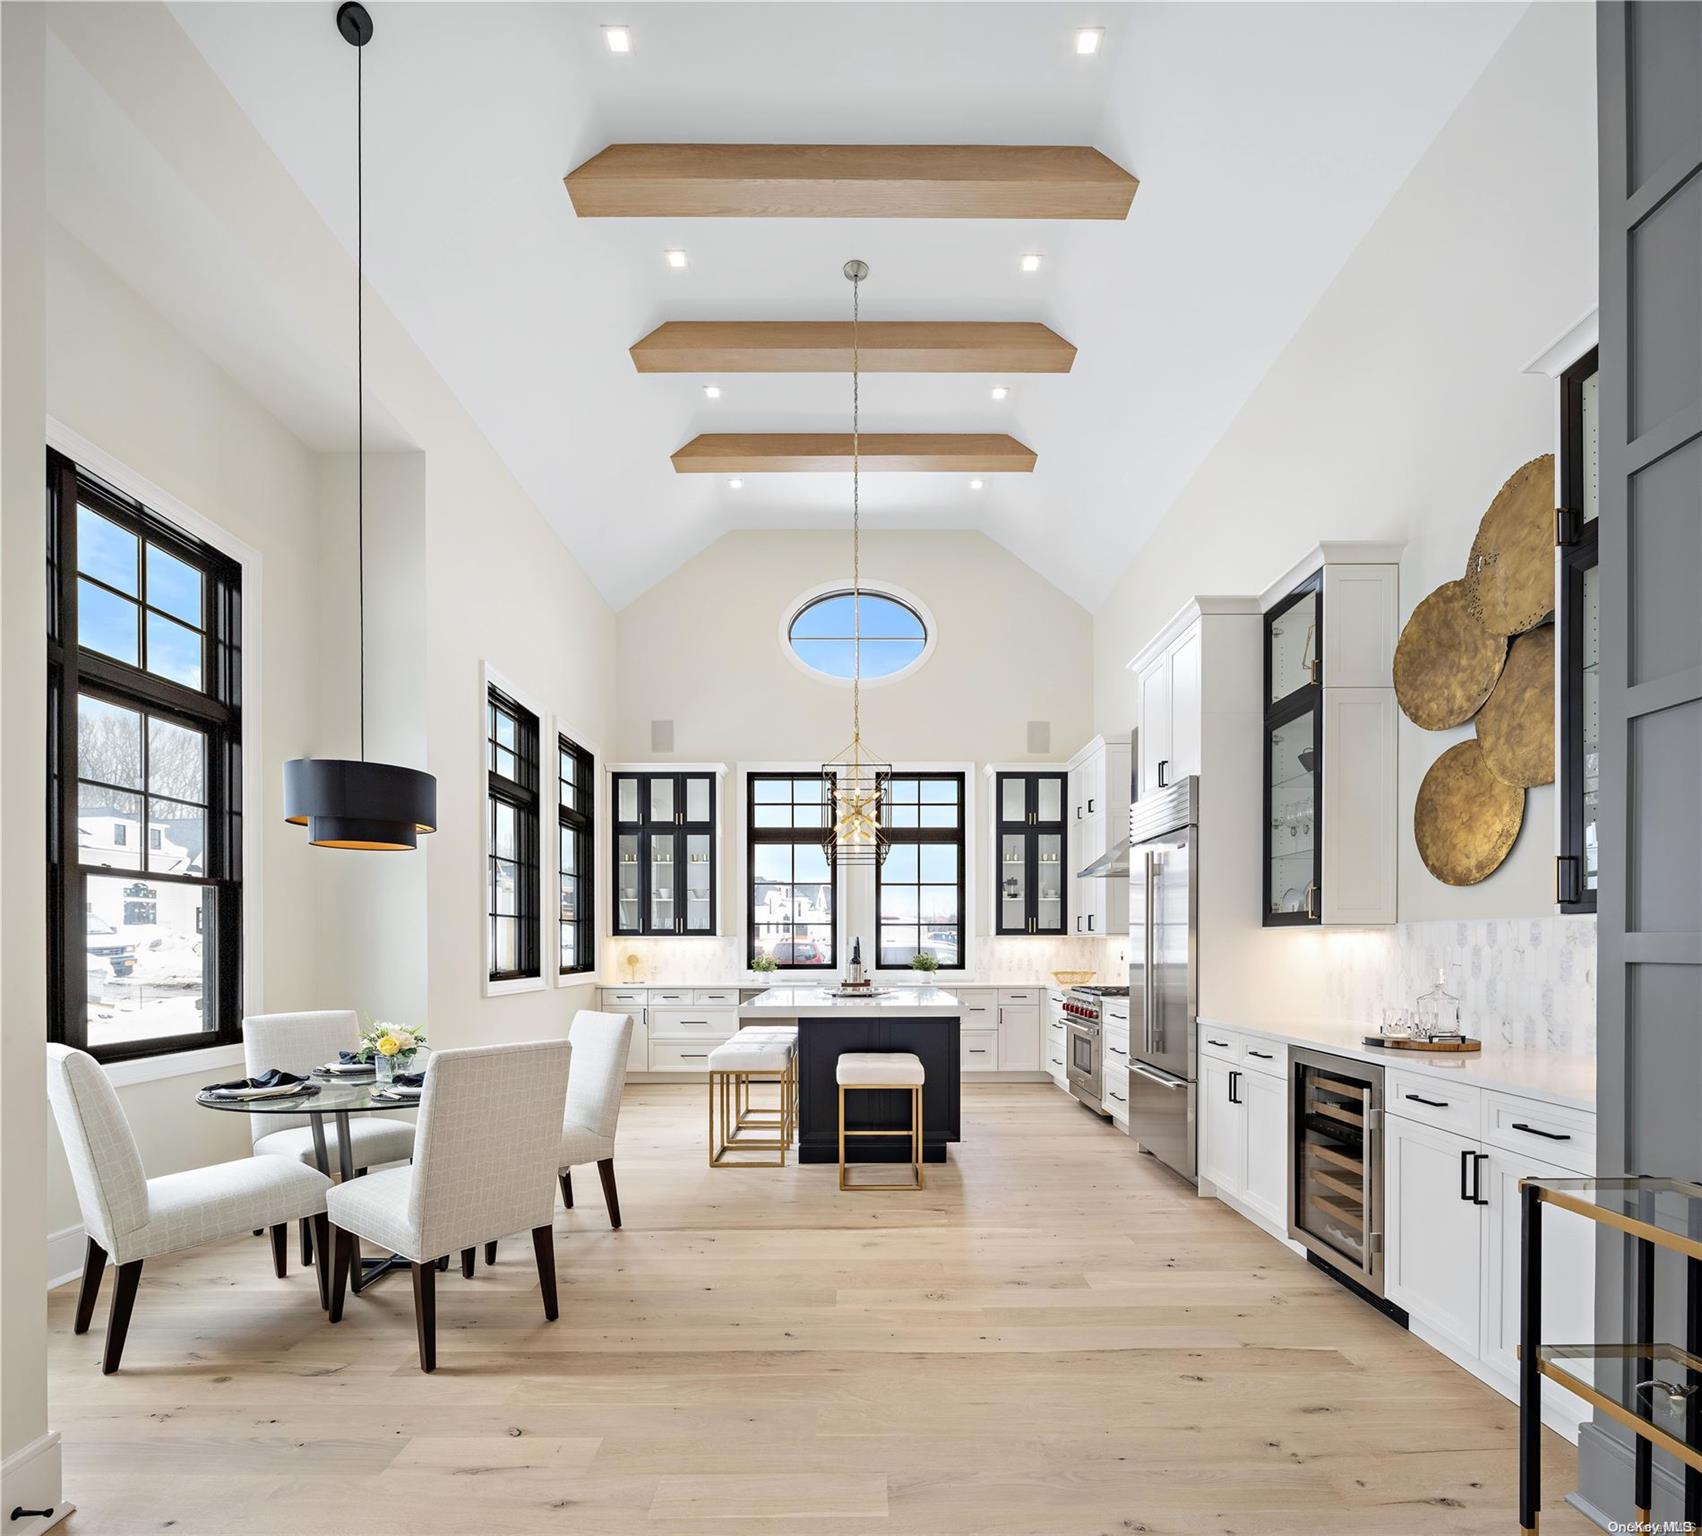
[{"x1": 1319, "y1": 916, "x2": 1598, "y2": 1055}]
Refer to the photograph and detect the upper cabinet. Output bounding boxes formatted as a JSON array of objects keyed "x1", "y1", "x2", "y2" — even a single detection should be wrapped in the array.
[
  {"x1": 1068, "y1": 736, "x2": 1131, "y2": 936},
  {"x1": 1134, "y1": 623, "x2": 1201, "y2": 799},
  {"x1": 995, "y1": 771, "x2": 1068, "y2": 935},
  {"x1": 612, "y1": 768, "x2": 721, "y2": 936},
  {"x1": 1260, "y1": 546, "x2": 1401, "y2": 927},
  {"x1": 1557, "y1": 348, "x2": 1599, "y2": 913}
]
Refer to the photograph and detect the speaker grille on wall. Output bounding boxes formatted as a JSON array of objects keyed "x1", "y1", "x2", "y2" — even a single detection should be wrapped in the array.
[
  {"x1": 650, "y1": 719, "x2": 675, "y2": 753},
  {"x1": 1026, "y1": 720, "x2": 1051, "y2": 755}
]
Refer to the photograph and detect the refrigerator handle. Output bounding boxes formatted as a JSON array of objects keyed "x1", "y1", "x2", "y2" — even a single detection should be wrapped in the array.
[{"x1": 1142, "y1": 849, "x2": 1157, "y2": 1058}]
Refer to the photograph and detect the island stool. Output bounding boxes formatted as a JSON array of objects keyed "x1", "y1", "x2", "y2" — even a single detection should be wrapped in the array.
[
  {"x1": 732, "y1": 1023, "x2": 798, "y2": 1140},
  {"x1": 707, "y1": 1034, "x2": 796, "y2": 1167},
  {"x1": 836, "y1": 1052, "x2": 925, "y2": 1192}
]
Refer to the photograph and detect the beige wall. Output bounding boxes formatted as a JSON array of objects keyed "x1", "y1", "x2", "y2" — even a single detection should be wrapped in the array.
[{"x1": 1092, "y1": 2, "x2": 1597, "y2": 940}]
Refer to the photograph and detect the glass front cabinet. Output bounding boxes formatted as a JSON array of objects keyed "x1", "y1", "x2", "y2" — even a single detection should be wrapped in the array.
[
  {"x1": 995, "y1": 771, "x2": 1068, "y2": 935},
  {"x1": 1557, "y1": 348, "x2": 1599, "y2": 913},
  {"x1": 1264, "y1": 575, "x2": 1323, "y2": 926},
  {"x1": 612, "y1": 771, "x2": 717, "y2": 936}
]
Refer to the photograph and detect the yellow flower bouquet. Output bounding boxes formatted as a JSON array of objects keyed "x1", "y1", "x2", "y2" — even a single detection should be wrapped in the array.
[{"x1": 358, "y1": 1020, "x2": 426, "y2": 1084}]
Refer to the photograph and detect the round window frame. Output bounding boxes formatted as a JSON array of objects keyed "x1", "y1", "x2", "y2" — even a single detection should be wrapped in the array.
[{"x1": 780, "y1": 579, "x2": 937, "y2": 688}]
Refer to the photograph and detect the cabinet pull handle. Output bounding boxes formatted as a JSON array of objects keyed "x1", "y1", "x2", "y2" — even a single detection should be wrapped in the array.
[
  {"x1": 1228, "y1": 1069, "x2": 1241, "y2": 1105},
  {"x1": 681, "y1": 1052, "x2": 706, "y2": 1059},
  {"x1": 1207, "y1": 1038, "x2": 1229, "y2": 1048},
  {"x1": 1088, "y1": 797, "x2": 1096, "y2": 813},
  {"x1": 1304, "y1": 883, "x2": 1317, "y2": 921},
  {"x1": 1459, "y1": 1147, "x2": 1473, "y2": 1203},
  {"x1": 1157, "y1": 759, "x2": 1168, "y2": 788},
  {"x1": 1473, "y1": 1152, "x2": 1490, "y2": 1206},
  {"x1": 1109, "y1": 1090, "x2": 1126, "y2": 1104},
  {"x1": 1510, "y1": 1121, "x2": 1571, "y2": 1142},
  {"x1": 1076, "y1": 806, "x2": 1083, "y2": 820},
  {"x1": 1107, "y1": 1044, "x2": 1126, "y2": 1057},
  {"x1": 1247, "y1": 1049, "x2": 1273, "y2": 1060},
  {"x1": 1087, "y1": 914, "x2": 1096, "y2": 932},
  {"x1": 1405, "y1": 1092, "x2": 1450, "y2": 1108}
]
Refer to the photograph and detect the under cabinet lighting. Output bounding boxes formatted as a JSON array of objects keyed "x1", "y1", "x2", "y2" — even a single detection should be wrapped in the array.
[
  {"x1": 990, "y1": 385, "x2": 1009, "y2": 401},
  {"x1": 1019, "y1": 253, "x2": 1042, "y2": 273},
  {"x1": 603, "y1": 26, "x2": 632, "y2": 53},
  {"x1": 703, "y1": 384, "x2": 721, "y2": 399},
  {"x1": 664, "y1": 249, "x2": 688, "y2": 269},
  {"x1": 1075, "y1": 27, "x2": 1103, "y2": 56},
  {"x1": 969, "y1": 478, "x2": 985, "y2": 490},
  {"x1": 727, "y1": 478, "x2": 743, "y2": 489}
]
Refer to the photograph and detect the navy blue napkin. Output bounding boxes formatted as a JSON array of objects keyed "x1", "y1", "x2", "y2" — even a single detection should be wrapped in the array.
[
  {"x1": 392, "y1": 1071, "x2": 426, "y2": 1089},
  {"x1": 338, "y1": 1050, "x2": 365, "y2": 1064},
  {"x1": 200, "y1": 1068, "x2": 317, "y2": 1096}
]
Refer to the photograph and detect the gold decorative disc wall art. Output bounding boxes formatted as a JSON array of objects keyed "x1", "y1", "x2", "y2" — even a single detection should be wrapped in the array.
[
  {"x1": 1475, "y1": 625, "x2": 1556, "y2": 788},
  {"x1": 1464, "y1": 454, "x2": 1557, "y2": 636},
  {"x1": 1414, "y1": 740, "x2": 1526, "y2": 886},
  {"x1": 1394, "y1": 579, "x2": 1508, "y2": 730}
]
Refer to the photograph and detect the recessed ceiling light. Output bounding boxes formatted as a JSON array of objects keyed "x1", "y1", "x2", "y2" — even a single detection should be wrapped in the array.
[
  {"x1": 1019, "y1": 253, "x2": 1042, "y2": 274},
  {"x1": 1075, "y1": 27, "x2": 1103, "y2": 56},
  {"x1": 727, "y1": 478, "x2": 743, "y2": 489},
  {"x1": 665, "y1": 249, "x2": 688, "y2": 269},
  {"x1": 969, "y1": 478, "x2": 985, "y2": 491},
  {"x1": 703, "y1": 384, "x2": 721, "y2": 399},
  {"x1": 990, "y1": 385, "x2": 1009, "y2": 401},
  {"x1": 603, "y1": 25, "x2": 632, "y2": 54}
]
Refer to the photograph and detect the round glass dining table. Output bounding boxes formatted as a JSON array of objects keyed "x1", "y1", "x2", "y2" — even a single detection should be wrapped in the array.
[{"x1": 196, "y1": 1074, "x2": 421, "y2": 1293}]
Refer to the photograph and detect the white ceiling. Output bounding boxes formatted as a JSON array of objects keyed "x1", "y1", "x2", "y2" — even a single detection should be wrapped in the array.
[{"x1": 81, "y1": 2, "x2": 1525, "y2": 610}]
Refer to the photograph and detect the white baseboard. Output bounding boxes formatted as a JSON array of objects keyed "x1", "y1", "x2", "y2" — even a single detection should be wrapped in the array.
[
  {"x1": 46, "y1": 1225, "x2": 84, "y2": 1292},
  {"x1": 0, "y1": 1431, "x2": 73, "y2": 1534}
]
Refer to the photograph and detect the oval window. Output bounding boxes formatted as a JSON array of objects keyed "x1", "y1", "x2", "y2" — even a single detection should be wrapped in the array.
[{"x1": 787, "y1": 589, "x2": 928, "y2": 682}]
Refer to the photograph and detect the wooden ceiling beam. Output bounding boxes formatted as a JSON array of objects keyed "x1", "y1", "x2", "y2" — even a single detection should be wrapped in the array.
[
  {"x1": 566, "y1": 144, "x2": 1138, "y2": 220},
  {"x1": 671, "y1": 434, "x2": 1036, "y2": 474},
  {"x1": 632, "y1": 321, "x2": 1076, "y2": 374}
]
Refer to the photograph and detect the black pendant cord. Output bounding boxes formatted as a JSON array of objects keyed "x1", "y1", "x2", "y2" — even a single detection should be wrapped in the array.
[{"x1": 356, "y1": 35, "x2": 366, "y2": 763}]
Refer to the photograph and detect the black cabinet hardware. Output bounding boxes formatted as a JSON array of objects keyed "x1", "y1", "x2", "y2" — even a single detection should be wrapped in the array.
[
  {"x1": 1228, "y1": 1069, "x2": 1241, "y2": 1105},
  {"x1": 1156, "y1": 758, "x2": 1169, "y2": 788},
  {"x1": 1206, "y1": 1038, "x2": 1228, "y2": 1048},
  {"x1": 1511, "y1": 1122, "x2": 1571, "y2": 1142},
  {"x1": 1405, "y1": 1093, "x2": 1450, "y2": 1108},
  {"x1": 1473, "y1": 1152, "x2": 1490, "y2": 1205},
  {"x1": 1460, "y1": 1147, "x2": 1475, "y2": 1203},
  {"x1": 1248, "y1": 1048, "x2": 1274, "y2": 1060}
]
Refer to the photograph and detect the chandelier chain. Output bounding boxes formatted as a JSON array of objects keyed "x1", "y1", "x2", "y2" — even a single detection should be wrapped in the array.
[
  {"x1": 356, "y1": 37, "x2": 366, "y2": 762},
  {"x1": 851, "y1": 267, "x2": 861, "y2": 750}
]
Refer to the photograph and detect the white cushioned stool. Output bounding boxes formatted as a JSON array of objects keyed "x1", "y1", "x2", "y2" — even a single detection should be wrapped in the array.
[
  {"x1": 708, "y1": 1036, "x2": 795, "y2": 1167},
  {"x1": 733, "y1": 1024, "x2": 799, "y2": 1134},
  {"x1": 835, "y1": 1052, "x2": 925, "y2": 1191}
]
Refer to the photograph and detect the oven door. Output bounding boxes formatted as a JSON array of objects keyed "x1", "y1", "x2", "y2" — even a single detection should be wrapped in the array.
[{"x1": 1066, "y1": 1019, "x2": 1103, "y2": 1111}]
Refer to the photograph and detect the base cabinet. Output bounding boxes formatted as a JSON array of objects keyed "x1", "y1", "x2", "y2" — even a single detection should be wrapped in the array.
[
  {"x1": 1239, "y1": 1068, "x2": 1287, "y2": 1228},
  {"x1": 1197, "y1": 1040, "x2": 1288, "y2": 1237},
  {"x1": 1198, "y1": 1055, "x2": 1242, "y2": 1192},
  {"x1": 1386, "y1": 1116, "x2": 1485, "y2": 1364}
]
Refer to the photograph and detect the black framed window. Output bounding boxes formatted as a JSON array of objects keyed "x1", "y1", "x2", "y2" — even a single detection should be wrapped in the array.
[
  {"x1": 876, "y1": 772, "x2": 965, "y2": 969},
  {"x1": 557, "y1": 734, "x2": 594, "y2": 975},
  {"x1": 1557, "y1": 347, "x2": 1599, "y2": 913},
  {"x1": 487, "y1": 686, "x2": 540, "y2": 981},
  {"x1": 748, "y1": 774, "x2": 835, "y2": 969},
  {"x1": 47, "y1": 449, "x2": 244, "y2": 1063}
]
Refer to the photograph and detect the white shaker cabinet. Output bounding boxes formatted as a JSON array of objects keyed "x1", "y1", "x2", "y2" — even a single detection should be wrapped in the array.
[
  {"x1": 997, "y1": 992, "x2": 1042, "y2": 1074},
  {"x1": 1197, "y1": 1054, "x2": 1242, "y2": 1194},
  {"x1": 1385, "y1": 1114, "x2": 1485, "y2": 1364},
  {"x1": 1196, "y1": 1028, "x2": 1290, "y2": 1242},
  {"x1": 1066, "y1": 735, "x2": 1132, "y2": 936},
  {"x1": 1134, "y1": 625, "x2": 1201, "y2": 800},
  {"x1": 1239, "y1": 1067, "x2": 1288, "y2": 1229}
]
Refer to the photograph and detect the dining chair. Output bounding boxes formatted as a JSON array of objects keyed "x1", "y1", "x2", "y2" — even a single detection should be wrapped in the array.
[
  {"x1": 45, "y1": 1044, "x2": 333, "y2": 1373},
  {"x1": 558, "y1": 1010, "x2": 634, "y2": 1227},
  {"x1": 243, "y1": 1010, "x2": 418, "y2": 1266},
  {"x1": 325, "y1": 1039, "x2": 572, "y2": 1372}
]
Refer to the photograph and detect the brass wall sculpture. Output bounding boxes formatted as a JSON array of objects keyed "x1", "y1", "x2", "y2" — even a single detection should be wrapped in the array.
[{"x1": 1397, "y1": 455, "x2": 1557, "y2": 885}]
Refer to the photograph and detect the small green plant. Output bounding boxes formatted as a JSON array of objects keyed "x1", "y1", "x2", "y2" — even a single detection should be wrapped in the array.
[
  {"x1": 910, "y1": 951, "x2": 940, "y2": 976},
  {"x1": 751, "y1": 955, "x2": 779, "y2": 975}
]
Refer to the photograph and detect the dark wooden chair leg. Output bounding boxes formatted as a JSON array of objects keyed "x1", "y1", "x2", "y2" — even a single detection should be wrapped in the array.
[
  {"x1": 597, "y1": 1158, "x2": 622, "y2": 1230},
  {"x1": 460, "y1": 1247, "x2": 475, "y2": 1279},
  {"x1": 101, "y1": 1260, "x2": 143, "y2": 1374},
  {"x1": 356, "y1": 1167, "x2": 368, "y2": 1178},
  {"x1": 435, "y1": 1254, "x2": 450, "y2": 1272},
  {"x1": 411, "y1": 1261, "x2": 438, "y2": 1372},
  {"x1": 531, "y1": 1224, "x2": 559, "y2": 1322},
  {"x1": 483, "y1": 1240, "x2": 498, "y2": 1266},
  {"x1": 74, "y1": 1237, "x2": 107, "y2": 1335},
  {"x1": 300, "y1": 1216, "x2": 314, "y2": 1268},
  {"x1": 559, "y1": 1169, "x2": 573, "y2": 1208},
  {"x1": 311, "y1": 1213, "x2": 331, "y2": 1311},
  {"x1": 268, "y1": 1224, "x2": 288, "y2": 1279},
  {"x1": 328, "y1": 1226, "x2": 354, "y2": 1323},
  {"x1": 252, "y1": 1228, "x2": 262, "y2": 1237}
]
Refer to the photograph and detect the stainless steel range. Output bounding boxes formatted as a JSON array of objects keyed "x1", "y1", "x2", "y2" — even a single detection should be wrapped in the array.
[{"x1": 1064, "y1": 985, "x2": 1128, "y2": 1117}]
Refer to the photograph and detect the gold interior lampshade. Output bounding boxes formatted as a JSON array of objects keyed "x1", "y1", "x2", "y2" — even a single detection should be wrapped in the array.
[{"x1": 821, "y1": 745, "x2": 889, "y2": 866}]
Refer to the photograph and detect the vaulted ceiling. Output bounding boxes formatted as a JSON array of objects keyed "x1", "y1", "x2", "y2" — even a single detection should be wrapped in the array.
[{"x1": 64, "y1": 2, "x2": 1525, "y2": 610}]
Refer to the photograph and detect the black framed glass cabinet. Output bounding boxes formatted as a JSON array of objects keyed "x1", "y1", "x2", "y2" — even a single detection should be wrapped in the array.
[
  {"x1": 994, "y1": 771, "x2": 1068, "y2": 935},
  {"x1": 612, "y1": 771, "x2": 717, "y2": 935},
  {"x1": 1557, "y1": 347, "x2": 1599, "y2": 913},
  {"x1": 1263, "y1": 573, "x2": 1323, "y2": 925}
]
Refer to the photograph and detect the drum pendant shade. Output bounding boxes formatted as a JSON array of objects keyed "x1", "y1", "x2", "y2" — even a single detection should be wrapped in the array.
[{"x1": 284, "y1": 758, "x2": 437, "y2": 851}]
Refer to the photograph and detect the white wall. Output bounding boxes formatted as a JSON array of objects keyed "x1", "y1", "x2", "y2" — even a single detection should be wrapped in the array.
[{"x1": 1092, "y1": 1, "x2": 1597, "y2": 999}]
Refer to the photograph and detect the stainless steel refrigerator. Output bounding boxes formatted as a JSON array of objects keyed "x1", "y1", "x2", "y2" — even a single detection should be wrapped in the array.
[{"x1": 1127, "y1": 774, "x2": 1200, "y2": 1184}]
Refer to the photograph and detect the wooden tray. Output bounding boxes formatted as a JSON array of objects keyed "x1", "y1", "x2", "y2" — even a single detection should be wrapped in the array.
[{"x1": 1361, "y1": 1035, "x2": 1483, "y2": 1053}]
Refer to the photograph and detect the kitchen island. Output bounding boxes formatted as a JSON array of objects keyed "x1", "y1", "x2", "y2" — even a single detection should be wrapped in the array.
[{"x1": 739, "y1": 986, "x2": 962, "y2": 1164}]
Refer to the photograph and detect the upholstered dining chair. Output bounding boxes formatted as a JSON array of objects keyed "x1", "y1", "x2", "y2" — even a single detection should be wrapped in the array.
[
  {"x1": 45, "y1": 1044, "x2": 333, "y2": 1374},
  {"x1": 325, "y1": 1039, "x2": 572, "y2": 1372},
  {"x1": 558, "y1": 1010, "x2": 634, "y2": 1227},
  {"x1": 243, "y1": 1010, "x2": 418, "y2": 1266}
]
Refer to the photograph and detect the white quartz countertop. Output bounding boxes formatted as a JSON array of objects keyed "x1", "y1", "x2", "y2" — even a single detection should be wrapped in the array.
[
  {"x1": 1201, "y1": 1016, "x2": 1596, "y2": 1112},
  {"x1": 739, "y1": 986, "x2": 963, "y2": 1018}
]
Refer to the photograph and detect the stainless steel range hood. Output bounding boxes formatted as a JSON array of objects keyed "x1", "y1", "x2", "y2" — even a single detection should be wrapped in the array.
[{"x1": 1077, "y1": 840, "x2": 1129, "y2": 880}]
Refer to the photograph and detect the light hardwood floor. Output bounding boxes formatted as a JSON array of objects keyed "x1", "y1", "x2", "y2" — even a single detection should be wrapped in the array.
[{"x1": 48, "y1": 1084, "x2": 1595, "y2": 1534}]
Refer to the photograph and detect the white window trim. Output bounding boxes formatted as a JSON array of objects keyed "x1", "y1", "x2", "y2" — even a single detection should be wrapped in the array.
[
  {"x1": 735, "y1": 761, "x2": 846, "y2": 982},
  {"x1": 47, "y1": 419, "x2": 266, "y2": 1079},
  {"x1": 778, "y1": 578, "x2": 937, "y2": 689},
  {"x1": 552, "y1": 724, "x2": 605, "y2": 986},
  {"x1": 481, "y1": 661, "x2": 550, "y2": 997}
]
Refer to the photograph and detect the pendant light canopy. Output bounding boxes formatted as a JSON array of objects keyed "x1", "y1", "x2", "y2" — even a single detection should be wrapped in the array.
[
  {"x1": 284, "y1": 2, "x2": 437, "y2": 852},
  {"x1": 820, "y1": 259, "x2": 889, "y2": 869}
]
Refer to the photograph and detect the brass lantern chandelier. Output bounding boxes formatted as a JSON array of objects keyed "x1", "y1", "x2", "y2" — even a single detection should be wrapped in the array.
[{"x1": 820, "y1": 259, "x2": 890, "y2": 869}]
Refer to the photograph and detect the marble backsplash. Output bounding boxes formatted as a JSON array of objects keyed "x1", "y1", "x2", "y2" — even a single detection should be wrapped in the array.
[{"x1": 1319, "y1": 916, "x2": 1598, "y2": 1056}]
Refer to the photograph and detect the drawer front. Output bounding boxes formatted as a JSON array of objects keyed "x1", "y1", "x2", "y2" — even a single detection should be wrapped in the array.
[
  {"x1": 1102, "y1": 1028, "x2": 1131, "y2": 1080},
  {"x1": 693, "y1": 988, "x2": 740, "y2": 1006},
  {"x1": 1239, "y1": 1038, "x2": 1286, "y2": 1079},
  {"x1": 649, "y1": 1040, "x2": 718, "y2": 1071},
  {"x1": 1000, "y1": 988, "x2": 1039, "y2": 1006},
  {"x1": 603, "y1": 987, "x2": 648, "y2": 1007},
  {"x1": 1199, "y1": 1029, "x2": 1240, "y2": 1066},
  {"x1": 954, "y1": 989, "x2": 998, "y2": 1023},
  {"x1": 649, "y1": 1007, "x2": 737, "y2": 1040},
  {"x1": 1484, "y1": 1092, "x2": 1595, "y2": 1173},
  {"x1": 1104, "y1": 1001, "x2": 1130, "y2": 1028},
  {"x1": 1103, "y1": 1073, "x2": 1131, "y2": 1121},
  {"x1": 962, "y1": 1027, "x2": 999, "y2": 1071},
  {"x1": 649, "y1": 988, "x2": 695, "y2": 1006},
  {"x1": 1387, "y1": 1069, "x2": 1482, "y2": 1138}
]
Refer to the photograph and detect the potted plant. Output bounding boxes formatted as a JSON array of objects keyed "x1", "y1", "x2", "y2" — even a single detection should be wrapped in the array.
[
  {"x1": 910, "y1": 951, "x2": 940, "y2": 986},
  {"x1": 751, "y1": 955, "x2": 778, "y2": 981},
  {"x1": 359, "y1": 1020, "x2": 426, "y2": 1085}
]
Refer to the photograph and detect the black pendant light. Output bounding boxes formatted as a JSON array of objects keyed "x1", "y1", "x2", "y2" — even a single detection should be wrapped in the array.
[{"x1": 284, "y1": 1, "x2": 437, "y2": 851}]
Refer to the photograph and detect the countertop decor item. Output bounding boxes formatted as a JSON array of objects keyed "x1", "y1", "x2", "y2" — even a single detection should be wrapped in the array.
[
  {"x1": 1051, "y1": 969, "x2": 1095, "y2": 988},
  {"x1": 910, "y1": 951, "x2": 939, "y2": 982},
  {"x1": 1475, "y1": 625, "x2": 1556, "y2": 787},
  {"x1": 283, "y1": 2, "x2": 437, "y2": 851},
  {"x1": 1414, "y1": 740, "x2": 1525, "y2": 885},
  {"x1": 751, "y1": 955, "x2": 778, "y2": 975},
  {"x1": 1361, "y1": 1034, "x2": 1483, "y2": 1053},
  {"x1": 1394, "y1": 578, "x2": 1508, "y2": 730},
  {"x1": 359, "y1": 1020, "x2": 426, "y2": 1085},
  {"x1": 1464, "y1": 454, "x2": 1557, "y2": 636}
]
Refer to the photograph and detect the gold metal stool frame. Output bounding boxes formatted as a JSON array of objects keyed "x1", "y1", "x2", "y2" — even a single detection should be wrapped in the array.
[
  {"x1": 837, "y1": 1081, "x2": 924, "y2": 1191},
  {"x1": 709, "y1": 1054, "x2": 795, "y2": 1167}
]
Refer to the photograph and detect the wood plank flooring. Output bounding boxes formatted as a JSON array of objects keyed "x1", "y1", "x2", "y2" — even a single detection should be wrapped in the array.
[{"x1": 47, "y1": 1084, "x2": 1595, "y2": 1534}]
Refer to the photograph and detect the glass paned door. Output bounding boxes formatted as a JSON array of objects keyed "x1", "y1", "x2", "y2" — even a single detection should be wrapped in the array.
[
  {"x1": 611, "y1": 771, "x2": 717, "y2": 936},
  {"x1": 999, "y1": 832, "x2": 1027, "y2": 932},
  {"x1": 994, "y1": 772, "x2": 1068, "y2": 936},
  {"x1": 649, "y1": 833, "x2": 676, "y2": 933},
  {"x1": 684, "y1": 832, "x2": 713, "y2": 934},
  {"x1": 1036, "y1": 832, "x2": 1064, "y2": 933},
  {"x1": 1268, "y1": 582, "x2": 1321, "y2": 704},
  {"x1": 1293, "y1": 1058, "x2": 1371, "y2": 1274},
  {"x1": 1266, "y1": 704, "x2": 1319, "y2": 925}
]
